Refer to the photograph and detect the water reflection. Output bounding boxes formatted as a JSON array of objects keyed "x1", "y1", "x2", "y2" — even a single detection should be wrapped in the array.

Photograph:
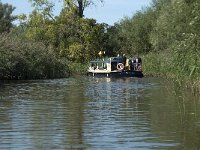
[
  {"x1": 84, "y1": 77, "x2": 178, "y2": 150},
  {"x1": 0, "y1": 79, "x2": 87, "y2": 149},
  {"x1": 0, "y1": 77, "x2": 199, "y2": 150}
]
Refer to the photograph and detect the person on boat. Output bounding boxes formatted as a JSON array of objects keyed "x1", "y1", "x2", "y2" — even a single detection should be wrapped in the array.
[
  {"x1": 134, "y1": 57, "x2": 142, "y2": 71},
  {"x1": 116, "y1": 54, "x2": 120, "y2": 64},
  {"x1": 129, "y1": 59, "x2": 134, "y2": 71},
  {"x1": 98, "y1": 51, "x2": 103, "y2": 59},
  {"x1": 122, "y1": 54, "x2": 126, "y2": 67}
]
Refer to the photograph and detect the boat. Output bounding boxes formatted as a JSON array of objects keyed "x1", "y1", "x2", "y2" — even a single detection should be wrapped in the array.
[{"x1": 87, "y1": 57, "x2": 143, "y2": 77}]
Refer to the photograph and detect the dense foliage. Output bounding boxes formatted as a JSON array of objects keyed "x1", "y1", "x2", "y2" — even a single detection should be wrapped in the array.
[
  {"x1": 0, "y1": 0, "x2": 107, "y2": 79},
  {"x1": 0, "y1": 32, "x2": 69, "y2": 79},
  {"x1": 0, "y1": 1, "x2": 16, "y2": 33},
  {"x1": 109, "y1": 0, "x2": 200, "y2": 81},
  {"x1": 0, "y1": 0, "x2": 199, "y2": 83},
  {"x1": 22, "y1": 0, "x2": 108, "y2": 62}
]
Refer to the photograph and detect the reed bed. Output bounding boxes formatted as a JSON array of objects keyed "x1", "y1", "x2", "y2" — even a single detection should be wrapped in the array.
[{"x1": 142, "y1": 50, "x2": 200, "y2": 95}]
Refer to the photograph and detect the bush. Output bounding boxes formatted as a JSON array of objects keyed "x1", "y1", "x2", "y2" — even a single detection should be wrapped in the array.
[
  {"x1": 68, "y1": 62, "x2": 88, "y2": 75},
  {"x1": 0, "y1": 32, "x2": 69, "y2": 79}
]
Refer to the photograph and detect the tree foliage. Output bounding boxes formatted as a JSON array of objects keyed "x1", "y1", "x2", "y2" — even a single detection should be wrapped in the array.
[
  {"x1": 109, "y1": 0, "x2": 200, "y2": 78},
  {"x1": 0, "y1": 32, "x2": 69, "y2": 79},
  {"x1": 28, "y1": 0, "x2": 55, "y2": 20},
  {"x1": 22, "y1": 0, "x2": 108, "y2": 63},
  {"x1": 63, "y1": 0, "x2": 103, "y2": 17},
  {"x1": 2, "y1": 0, "x2": 199, "y2": 80},
  {"x1": 107, "y1": 8, "x2": 155, "y2": 56},
  {"x1": 0, "y1": 1, "x2": 16, "y2": 33},
  {"x1": 29, "y1": 0, "x2": 103, "y2": 18}
]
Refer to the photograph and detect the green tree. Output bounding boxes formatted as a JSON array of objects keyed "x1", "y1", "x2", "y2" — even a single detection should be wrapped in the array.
[
  {"x1": 29, "y1": 0, "x2": 103, "y2": 18},
  {"x1": 0, "y1": 1, "x2": 16, "y2": 33},
  {"x1": 28, "y1": 0, "x2": 55, "y2": 20},
  {"x1": 105, "y1": 25, "x2": 121, "y2": 56},
  {"x1": 26, "y1": 0, "x2": 107, "y2": 62},
  {"x1": 63, "y1": 0, "x2": 103, "y2": 17},
  {"x1": 57, "y1": 10, "x2": 108, "y2": 62},
  {"x1": 109, "y1": 8, "x2": 155, "y2": 56}
]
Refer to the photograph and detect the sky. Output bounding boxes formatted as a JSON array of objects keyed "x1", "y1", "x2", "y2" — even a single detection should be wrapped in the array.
[{"x1": 1, "y1": 0, "x2": 152, "y2": 25}]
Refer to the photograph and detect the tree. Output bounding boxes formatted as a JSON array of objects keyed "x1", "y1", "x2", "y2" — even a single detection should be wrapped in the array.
[
  {"x1": 109, "y1": 7, "x2": 155, "y2": 56},
  {"x1": 29, "y1": 0, "x2": 103, "y2": 18},
  {"x1": 0, "y1": 1, "x2": 16, "y2": 33},
  {"x1": 25, "y1": 0, "x2": 108, "y2": 62},
  {"x1": 28, "y1": 0, "x2": 55, "y2": 20},
  {"x1": 63, "y1": 0, "x2": 103, "y2": 17},
  {"x1": 57, "y1": 10, "x2": 108, "y2": 62},
  {"x1": 150, "y1": 0, "x2": 199, "y2": 51}
]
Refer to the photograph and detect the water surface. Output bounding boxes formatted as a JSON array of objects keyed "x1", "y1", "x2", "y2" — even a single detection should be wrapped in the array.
[{"x1": 0, "y1": 77, "x2": 200, "y2": 150}]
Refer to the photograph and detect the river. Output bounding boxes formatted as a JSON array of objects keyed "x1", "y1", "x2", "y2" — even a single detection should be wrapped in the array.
[{"x1": 0, "y1": 76, "x2": 199, "y2": 150}]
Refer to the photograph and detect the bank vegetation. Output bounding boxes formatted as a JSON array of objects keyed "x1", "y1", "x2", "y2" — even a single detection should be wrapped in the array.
[
  {"x1": 109, "y1": 0, "x2": 200, "y2": 93},
  {"x1": 0, "y1": 0, "x2": 199, "y2": 93}
]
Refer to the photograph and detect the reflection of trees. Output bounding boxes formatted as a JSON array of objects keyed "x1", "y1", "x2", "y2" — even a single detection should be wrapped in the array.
[
  {"x1": 85, "y1": 77, "x2": 154, "y2": 148},
  {"x1": 0, "y1": 77, "x2": 200, "y2": 149},
  {"x1": 0, "y1": 86, "x2": 14, "y2": 146},
  {"x1": 62, "y1": 80, "x2": 86, "y2": 149},
  {"x1": 174, "y1": 91, "x2": 200, "y2": 150},
  {"x1": 0, "y1": 79, "x2": 88, "y2": 149},
  {"x1": 86, "y1": 77, "x2": 200, "y2": 149},
  {"x1": 85, "y1": 77, "x2": 145, "y2": 119},
  {"x1": 145, "y1": 80, "x2": 200, "y2": 150},
  {"x1": 30, "y1": 79, "x2": 87, "y2": 149}
]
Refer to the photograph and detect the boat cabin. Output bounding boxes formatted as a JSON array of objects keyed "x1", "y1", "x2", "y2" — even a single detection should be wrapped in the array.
[{"x1": 88, "y1": 57, "x2": 143, "y2": 77}]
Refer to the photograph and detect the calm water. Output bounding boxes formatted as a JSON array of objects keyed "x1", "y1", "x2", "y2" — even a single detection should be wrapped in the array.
[{"x1": 0, "y1": 76, "x2": 200, "y2": 150}]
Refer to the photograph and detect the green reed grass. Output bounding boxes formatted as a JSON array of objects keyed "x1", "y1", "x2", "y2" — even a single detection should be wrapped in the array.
[{"x1": 142, "y1": 50, "x2": 200, "y2": 95}]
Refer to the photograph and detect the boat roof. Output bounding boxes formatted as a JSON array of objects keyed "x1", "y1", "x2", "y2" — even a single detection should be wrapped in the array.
[
  {"x1": 90, "y1": 57, "x2": 118, "y2": 63},
  {"x1": 90, "y1": 60, "x2": 110, "y2": 63}
]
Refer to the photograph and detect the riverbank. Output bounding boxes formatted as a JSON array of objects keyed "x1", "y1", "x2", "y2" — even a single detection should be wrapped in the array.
[
  {"x1": 142, "y1": 52, "x2": 200, "y2": 95},
  {"x1": 68, "y1": 62, "x2": 88, "y2": 75}
]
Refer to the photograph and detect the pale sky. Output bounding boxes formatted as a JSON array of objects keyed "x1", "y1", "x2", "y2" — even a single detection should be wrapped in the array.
[{"x1": 1, "y1": 0, "x2": 152, "y2": 25}]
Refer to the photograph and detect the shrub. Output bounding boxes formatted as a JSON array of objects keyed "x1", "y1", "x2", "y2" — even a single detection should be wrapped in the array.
[{"x1": 0, "y1": 32, "x2": 69, "y2": 79}]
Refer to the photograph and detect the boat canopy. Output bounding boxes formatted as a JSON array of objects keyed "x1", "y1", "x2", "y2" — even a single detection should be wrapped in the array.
[
  {"x1": 90, "y1": 60, "x2": 110, "y2": 63},
  {"x1": 90, "y1": 57, "x2": 118, "y2": 64}
]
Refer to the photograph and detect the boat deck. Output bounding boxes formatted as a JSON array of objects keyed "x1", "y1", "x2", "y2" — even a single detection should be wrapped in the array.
[{"x1": 88, "y1": 70, "x2": 143, "y2": 78}]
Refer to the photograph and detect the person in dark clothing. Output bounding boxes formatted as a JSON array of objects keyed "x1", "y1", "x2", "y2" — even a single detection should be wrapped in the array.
[
  {"x1": 122, "y1": 54, "x2": 126, "y2": 66},
  {"x1": 129, "y1": 59, "x2": 133, "y2": 71},
  {"x1": 134, "y1": 57, "x2": 142, "y2": 71},
  {"x1": 116, "y1": 54, "x2": 120, "y2": 64},
  {"x1": 137, "y1": 57, "x2": 142, "y2": 64}
]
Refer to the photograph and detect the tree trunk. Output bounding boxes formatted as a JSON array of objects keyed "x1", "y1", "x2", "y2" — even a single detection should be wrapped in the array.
[{"x1": 78, "y1": 0, "x2": 84, "y2": 17}]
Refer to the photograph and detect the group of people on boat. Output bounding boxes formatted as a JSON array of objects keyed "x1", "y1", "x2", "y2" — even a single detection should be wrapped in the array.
[
  {"x1": 96, "y1": 51, "x2": 142, "y2": 72},
  {"x1": 88, "y1": 51, "x2": 143, "y2": 77},
  {"x1": 116, "y1": 54, "x2": 142, "y2": 72}
]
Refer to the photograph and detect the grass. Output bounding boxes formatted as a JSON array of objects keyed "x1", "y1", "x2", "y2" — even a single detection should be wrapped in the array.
[{"x1": 141, "y1": 51, "x2": 200, "y2": 95}]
